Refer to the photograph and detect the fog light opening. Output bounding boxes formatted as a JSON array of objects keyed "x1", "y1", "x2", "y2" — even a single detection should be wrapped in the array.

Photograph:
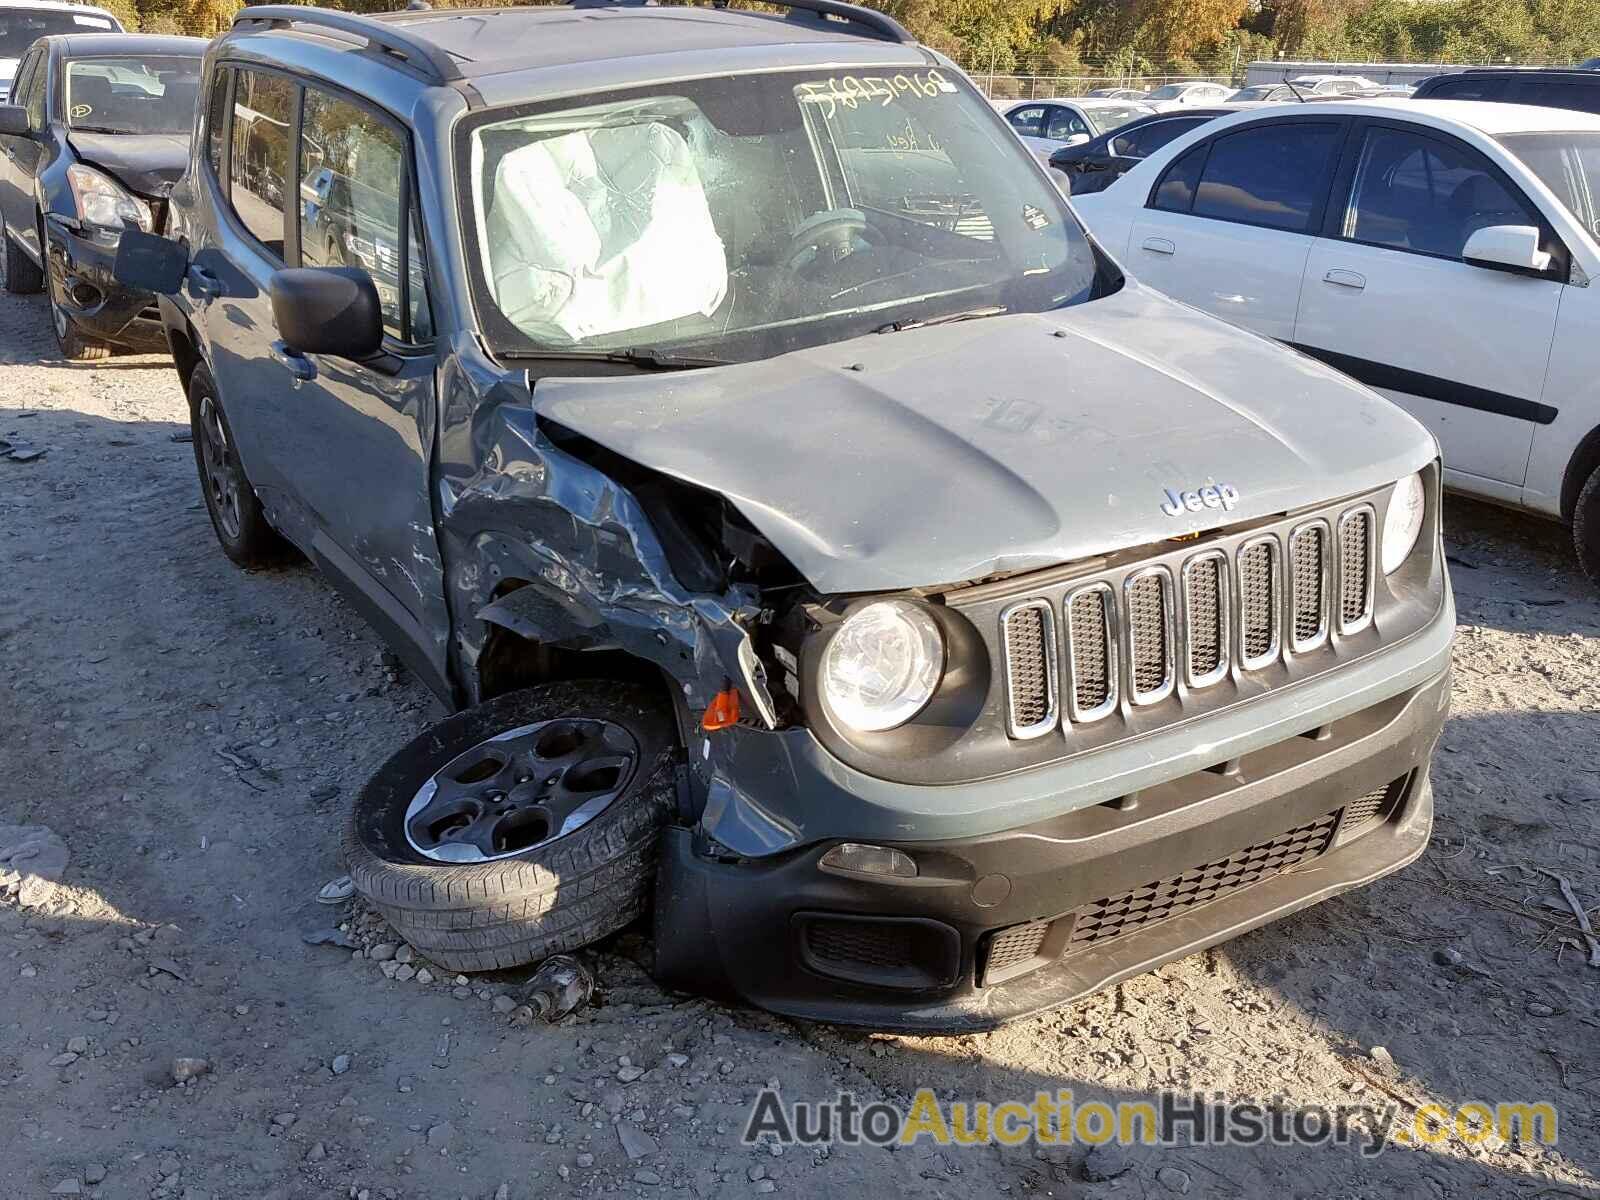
[
  {"x1": 818, "y1": 842, "x2": 917, "y2": 879},
  {"x1": 70, "y1": 280, "x2": 102, "y2": 308}
]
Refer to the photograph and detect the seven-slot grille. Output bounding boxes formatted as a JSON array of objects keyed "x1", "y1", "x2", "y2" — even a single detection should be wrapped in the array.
[{"x1": 999, "y1": 503, "x2": 1378, "y2": 738}]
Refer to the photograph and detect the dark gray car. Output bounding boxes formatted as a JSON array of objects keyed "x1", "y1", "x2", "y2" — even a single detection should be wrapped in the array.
[{"x1": 119, "y1": 1, "x2": 1452, "y2": 1031}]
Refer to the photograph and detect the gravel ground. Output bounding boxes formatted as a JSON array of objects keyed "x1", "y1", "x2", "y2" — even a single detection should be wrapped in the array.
[{"x1": 1, "y1": 281, "x2": 1598, "y2": 1200}]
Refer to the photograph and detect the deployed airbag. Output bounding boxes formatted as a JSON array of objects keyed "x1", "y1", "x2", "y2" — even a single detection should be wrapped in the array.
[{"x1": 486, "y1": 122, "x2": 728, "y2": 341}]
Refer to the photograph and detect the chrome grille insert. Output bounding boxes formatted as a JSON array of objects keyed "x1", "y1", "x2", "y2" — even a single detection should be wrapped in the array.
[
  {"x1": 1000, "y1": 599, "x2": 1058, "y2": 739},
  {"x1": 1064, "y1": 583, "x2": 1118, "y2": 722},
  {"x1": 1236, "y1": 535, "x2": 1281, "y2": 671},
  {"x1": 1288, "y1": 520, "x2": 1331, "y2": 652},
  {"x1": 1181, "y1": 550, "x2": 1229, "y2": 689},
  {"x1": 1123, "y1": 567, "x2": 1175, "y2": 705},
  {"x1": 1337, "y1": 506, "x2": 1375, "y2": 634}
]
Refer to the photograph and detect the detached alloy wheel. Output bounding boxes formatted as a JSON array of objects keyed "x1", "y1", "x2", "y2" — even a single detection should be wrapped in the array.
[{"x1": 345, "y1": 681, "x2": 677, "y2": 973}]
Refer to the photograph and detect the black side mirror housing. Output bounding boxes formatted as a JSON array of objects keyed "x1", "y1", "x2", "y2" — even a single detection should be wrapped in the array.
[
  {"x1": 113, "y1": 228, "x2": 189, "y2": 294},
  {"x1": 0, "y1": 104, "x2": 29, "y2": 136},
  {"x1": 269, "y1": 267, "x2": 383, "y2": 360}
]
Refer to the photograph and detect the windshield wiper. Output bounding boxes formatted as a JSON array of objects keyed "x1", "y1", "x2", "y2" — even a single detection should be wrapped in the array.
[
  {"x1": 876, "y1": 304, "x2": 1006, "y2": 334},
  {"x1": 520, "y1": 347, "x2": 727, "y2": 370}
]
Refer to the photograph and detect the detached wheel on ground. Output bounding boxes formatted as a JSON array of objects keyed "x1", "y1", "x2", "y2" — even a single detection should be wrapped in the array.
[
  {"x1": 1574, "y1": 464, "x2": 1600, "y2": 589},
  {"x1": 188, "y1": 363, "x2": 294, "y2": 566},
  {"x1": 2, "y1": 219, "x2": 43, "y2": 294},
  {"x1": 345, "y1": 681, "x2": 677, "y2": 973},
  {"x1": 48, "y1": 270, "x2": 112, "y2": 361}
]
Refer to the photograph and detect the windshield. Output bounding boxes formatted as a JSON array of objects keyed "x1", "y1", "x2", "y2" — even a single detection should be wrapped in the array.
[
  {"x1": 0, "y1": 8, "x2": 115, "y2": 57},
  {"x1": 1146, "y1": 85, "x2": 1189, "y2": 100},
  {"x1": 1083, "y1": 104, "x2": 1147, "y2": 134},
  {"x1": 1231, "y1": 86, "x2": 1274, "y2": 101},
  {"x1": 461, "y1": 67, "x2": 1098, "y2": 362},
  {"x1": 65, "y1": 56, "x2": 201, "y2": 135},
  {"x1": 1500, "y1": 132, "x2": 1600, "y2": 240}
]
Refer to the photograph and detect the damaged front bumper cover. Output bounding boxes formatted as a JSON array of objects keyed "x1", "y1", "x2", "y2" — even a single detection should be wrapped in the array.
[
  {"x1": 653, "y1": 592, "x2": 1453, "y2": 1032},
  {"x1": 45, "y1": 217, "x2": 166, "y2": 351}
]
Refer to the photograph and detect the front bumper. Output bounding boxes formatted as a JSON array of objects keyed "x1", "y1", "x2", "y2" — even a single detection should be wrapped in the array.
[
  {"x1": 653, "y1": 653, "x2": 1450, "y2": 1032},
  {"x1": 45, "y1": 219, "x2": 166, "y2": 351}
]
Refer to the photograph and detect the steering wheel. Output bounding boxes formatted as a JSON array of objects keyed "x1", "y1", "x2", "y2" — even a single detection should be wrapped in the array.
[{"x1": 782, "y1": 209, "x2": 881, "y2": 274}]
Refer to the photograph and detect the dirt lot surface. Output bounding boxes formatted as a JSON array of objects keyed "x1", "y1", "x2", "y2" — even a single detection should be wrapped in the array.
[{"x1": 2, "y1": 282, "x2": 1598, "y2": 1200}]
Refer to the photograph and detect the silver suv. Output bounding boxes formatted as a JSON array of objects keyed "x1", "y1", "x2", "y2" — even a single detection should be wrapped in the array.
[{"x1": 119, "y1": 0, "x2": 1452, "y2": 1030}]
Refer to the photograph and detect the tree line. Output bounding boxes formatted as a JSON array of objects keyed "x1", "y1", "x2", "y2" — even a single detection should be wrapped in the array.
[{"x1": 109, "y1": 0, "x2": 1598, "y2": 80}]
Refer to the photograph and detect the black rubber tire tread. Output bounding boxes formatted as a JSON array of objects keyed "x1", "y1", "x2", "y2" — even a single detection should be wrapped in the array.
[
  {"x1": 1575, "y1": 464, "x2": 1600, "y2": 591},
  {"x1": 188, "y1": 363, "x2": 296, "y2": 567},
  {"x1": 3, "y1": 228, "x2": 42, "y2": 294},
  {"x1": 57, "y1": 318, "x2": 113, "y2": 361},
  {"x1": 344, "y1": 681, "x2": 676, "y2": 973}
]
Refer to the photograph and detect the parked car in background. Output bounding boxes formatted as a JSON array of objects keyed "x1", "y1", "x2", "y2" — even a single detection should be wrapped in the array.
[
  {"x1": 1230, "y1": 83, "x2": 1299, "y2": 102},
  {"x1": 1000, "y1": 96, "x2": 1152, "y2": 158},
  {"x1": 1071, "y1": 100, "x2": 1600, "y2": 583},
  {"x1": 0, "y1": 33, "x2": 204, "y2": 358},
  {"x1": 118, "y1": 3, "x2": 1452, "y2": 1030},
  {"x1": 0, "y1": 0, "x2": 121, "y2": 101},
  {"x1": 1084, "y1": 86, "x2": 1147, "y2": 100},
  {"x1": 1145, "y1": 80, "x2": 1234, "y2": 110},
  {"x1": 1287, "y1": 73, "x2": 1379, "y2": 95},
  {"x1": 1412, "y1": 68, "x2": 1600, "y2": 116},
  {"x1": 1047, "y1": 107, "x2": 1231, "y2": 193}
]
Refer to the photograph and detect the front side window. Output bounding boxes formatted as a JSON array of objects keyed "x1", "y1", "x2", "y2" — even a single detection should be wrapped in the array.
[
  {"x1": 11, "y1": 48, "x2": 40, "y2": 125},
  {"x1": 299, "y1": 86, "x2": 407, "y2": 339},
  {"x1": 65, "y1": 56, "x2": 202, "y2": 136},
  {"x1": 1117, "y1": 116, "x2": 1202, "y2": 159},
  {"x1": 1188, "y1": 122, "x2": 1341, "y2": 231},
  {"x1": 1426, "y1": 76, "x2": 1511, "y2": 102},
  {"x1": 1345, "y1": 127, "x2": 1536, "y2": 259},
  {"x1": 1044, "y1": 107, "x2": 1089, "y2": 141},
  {"x1": 228, "y1": 69, "x2": 293, "y2": 258},
  {"x1": 1499, "y1": 131, "x2": 1600, "y2": 240},
  {"x1": 461, "y1": 69, "x2": 1097, "y2": 362}
]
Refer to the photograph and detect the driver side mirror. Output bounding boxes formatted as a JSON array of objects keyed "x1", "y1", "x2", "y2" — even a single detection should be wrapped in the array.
[
  {"x1": 269, "y1": 266, "x2": 383, "y2": 360},
  {"x1": 1463, "y1": 225, "x2": 1552, "y2": 276},
  {"x1": 1063, "y1": 133, "x2": 1091, "y2": 147},
  {"x1": 0, "y1": 104, "x2": 31, "y2": 136}
]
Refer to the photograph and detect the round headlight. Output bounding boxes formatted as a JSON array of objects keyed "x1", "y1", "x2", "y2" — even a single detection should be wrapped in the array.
[
  {"x1": 820, "y1": 600, "x2": 944, "y2": 732},
  {"x1": 1382, "y1": 472, "x2": 1426, "y2": 574}
]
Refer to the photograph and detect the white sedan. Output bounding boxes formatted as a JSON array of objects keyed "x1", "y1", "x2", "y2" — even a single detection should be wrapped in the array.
[
  {"x1": 1143, "y1": 80, "x2": 1236, "y2": 111},
  {"x1": 1071, "y1": 100, "x2": 1600, "y2": 582},
  {"x1": 999, "y1": 97, "x2": 1153, "y2": 159}
]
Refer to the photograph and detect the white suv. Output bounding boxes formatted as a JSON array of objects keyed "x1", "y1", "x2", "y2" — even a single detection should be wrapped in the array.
[
  {"x1": 1072, "y1": 100, "x2": 1600, "y2": 583},
  {"x1": 0, "y1": 0, "x2": 122, "y2": 100}
]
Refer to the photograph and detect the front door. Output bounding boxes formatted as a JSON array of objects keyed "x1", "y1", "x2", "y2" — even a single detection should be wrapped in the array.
[
  {"x1": 1294, "y1": 121, "x2": 1563, "y2": 488},
  {"x1": 1125, "y1": 117, "x2": 1346, "y2": 343},
  {"x1": 0, "y1": 47, "x2": 44, "y2": 253}
]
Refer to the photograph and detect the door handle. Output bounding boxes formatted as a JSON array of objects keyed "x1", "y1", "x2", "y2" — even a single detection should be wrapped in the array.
[
  {"x1": 270, "y1": 340, "x2": 317, "y2": 383},
  {"x1": 186, "y1": 265, "x2": 220, "y2": 300},
  {"x1": 1141, "y1": 237, "x2": 1175, "y2": 256},
  {"x1": 1323, "y1": 268, "x2": 1366, "y2": 290}
]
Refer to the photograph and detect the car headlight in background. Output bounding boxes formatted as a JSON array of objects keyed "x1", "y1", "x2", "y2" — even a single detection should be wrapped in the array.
[
  {"x1": 66, "y1": 164, "x2": 151, "y2": 242},
  {"x1": 1382, "y1": 471, "x2": 1426, "y2": 574},
  {"x1": 819, "y1": 599, "x2": 944, "y2": 732}
]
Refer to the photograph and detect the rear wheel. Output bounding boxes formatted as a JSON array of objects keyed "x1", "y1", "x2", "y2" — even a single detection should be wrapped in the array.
[
  {"x1": 188, "y1": 363, "x2": 294, "y2": 566},
  {"x1": 345, "y1": 681, "x2": 677, "y2": 973},
  {"x1": 1574, "y1": 464, "x2": 1600, "y2": 590},
  {"x1": 2, "y1": 218, "x2": 42, "y2": 294}
]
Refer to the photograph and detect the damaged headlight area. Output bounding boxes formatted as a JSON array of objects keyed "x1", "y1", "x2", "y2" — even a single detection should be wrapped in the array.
[
  {"x1": 819, "y1": 599, "x2": 945, "y2": 732},
  {"x1": 66, "y1": 164, "x2": 151, "y2": 245}
]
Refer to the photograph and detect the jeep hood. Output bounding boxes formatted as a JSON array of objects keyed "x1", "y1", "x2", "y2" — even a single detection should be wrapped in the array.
[{"x1": 532, "y1": 283, "x2": 1435, "y2": 594}]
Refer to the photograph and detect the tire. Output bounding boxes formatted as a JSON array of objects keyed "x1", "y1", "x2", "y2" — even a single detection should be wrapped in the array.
[
  {"x1": 345, "y1": 681, "x2": 677, "y2": 973},
  {"x1": 188, "y1": 362, "x2": 294, "y2": 567},
  {"x1": 48, "y1": 272, "x2": 112, "y2": 360},
  {"x1": 3, "y1": 221, "x2": 43, "y2": 294},
  {"x1": 1574, "y1": 464, "x2": 1600, "y2": 590}
]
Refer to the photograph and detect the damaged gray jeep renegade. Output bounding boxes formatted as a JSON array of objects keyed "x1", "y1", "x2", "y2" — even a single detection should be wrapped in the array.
[{"x1": 124, "y1": 0, "x2": 1453, "y2": 1031}]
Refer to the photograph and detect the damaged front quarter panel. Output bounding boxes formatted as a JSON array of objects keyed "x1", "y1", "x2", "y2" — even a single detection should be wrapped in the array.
[{"x1": 433, "y1": 337, "x2": 781, "y2": 806}]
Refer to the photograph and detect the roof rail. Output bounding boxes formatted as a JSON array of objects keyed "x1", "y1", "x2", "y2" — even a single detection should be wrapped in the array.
[
  {"x1": 230, "y1": 5, "x2": 465, "y2": 85},
  {"x1": 571, "y1": 0, "x2": 914, "y2": 44}
]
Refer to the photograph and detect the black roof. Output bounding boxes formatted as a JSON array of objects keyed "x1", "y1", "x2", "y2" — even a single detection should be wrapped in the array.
[
  {"x1": 54, "y1": 33, "x2": 209, "y2": 57},
  {"x1": 1420, "y1": 66, "x2": 1600, "y2": 83}
]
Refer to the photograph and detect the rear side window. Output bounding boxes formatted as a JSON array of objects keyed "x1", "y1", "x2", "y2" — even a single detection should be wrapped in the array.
[
  {"x1": 1189, "y1": 122, "x2": 1341, "y2": 231},
  {"x1": 204, "y1": 65, "x2": 230, "y2": 178},
  {"x1": 1344, "y1": 127, "x2": 1537, "y2": 260},
  {"x1": 1515, "y1": 80, "x2": 1600, "y2": 116},
  {"x1": 228, "y1": 68, "x2": 294, "y2": 259},
  {"x1": 1424, "y1": 75, "x2": 1513, "y2": 102},
  {"x1": 1153, "y1": 142, "x2": 1206, "y2": 211}
]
